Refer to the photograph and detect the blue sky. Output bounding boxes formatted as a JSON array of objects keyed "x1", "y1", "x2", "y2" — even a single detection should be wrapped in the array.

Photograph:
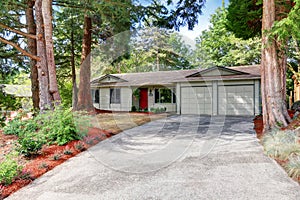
[{"x1": 180, "y1": 0, "x2": 229, "y2": 40}]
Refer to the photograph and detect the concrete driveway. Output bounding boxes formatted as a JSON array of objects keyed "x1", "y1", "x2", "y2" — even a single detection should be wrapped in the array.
[{"x1": 7, "y1": 115, "x2": 300, "y2": 200}]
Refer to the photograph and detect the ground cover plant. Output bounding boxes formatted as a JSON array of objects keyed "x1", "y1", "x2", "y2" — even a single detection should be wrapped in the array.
[
  {"x1": 0, "y1": 111, "x2": 166, "y2": 198},
  {"x1": 256, "y1": 115, "x2": 300, "y2": 184}
]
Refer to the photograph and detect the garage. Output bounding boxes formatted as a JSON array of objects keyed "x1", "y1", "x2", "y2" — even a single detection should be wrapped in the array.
[
  {"x1": 181, "y1": 86, "x2": 213, "y2": 115},
  {"x1": 218, "y1": 85, "x2": 255, "y2": 115}
]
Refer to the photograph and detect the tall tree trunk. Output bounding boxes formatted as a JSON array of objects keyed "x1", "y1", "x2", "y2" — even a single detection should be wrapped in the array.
[
  {"x1": 71, "y1": 26, "x2": 78, "y2": 109},
  {"x1": 35, "y1": 0, "x2": 52, "y2": 111},
  {"x1": 76, "y1": 15, "x2": 94, "y2": 111},
  {"x1": 261, "y1": 0, "x2": 291, "y2": 132},
  {"x1": 42, "y1": 0, "x2": 61, "y2": 104},
  {"x1": 26, "y1": 0, "x2": 39, "y2": 110}
]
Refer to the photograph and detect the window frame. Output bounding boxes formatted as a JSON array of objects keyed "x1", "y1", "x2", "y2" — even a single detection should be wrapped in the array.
[
  {"x1": 154, "y1": 88, "x2": 176, "y2": 104},
  {"x1": 110, "y1": 88, "x2": 121, "y2": 104}
]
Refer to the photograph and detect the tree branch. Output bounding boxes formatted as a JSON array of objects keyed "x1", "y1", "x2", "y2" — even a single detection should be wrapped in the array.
[
  {"x1": 0, "y1": 36, "x2": 40, "y2": 61},
  {"x1": 0, "y1": 22, "x2": 36, "y2": 39}
]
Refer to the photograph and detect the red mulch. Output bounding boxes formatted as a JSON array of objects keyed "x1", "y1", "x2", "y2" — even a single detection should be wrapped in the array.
[
  {"x1": 0, "y1": 127, "x2": 112, "y2": 199},
  {"x1": 253, "y1": 110, "x2": 296, "y2": 139}
]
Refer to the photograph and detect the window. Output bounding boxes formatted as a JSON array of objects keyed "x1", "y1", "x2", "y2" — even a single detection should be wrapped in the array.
[
  {"x1": 154, "y1": 88, "x2": 176, "y2": 103},
  {"x1": 94, "y1": 90, "x2": 99, "y2": 103},
  {"x1": 110, "y1": 88, "x2": 121, "y2": 104},
  {"x1": 91, "y1": 89, "x2": 99, "y2": 103}
]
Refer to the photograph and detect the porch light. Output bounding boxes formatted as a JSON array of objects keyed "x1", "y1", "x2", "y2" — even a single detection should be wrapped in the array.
[{"x1": 149, "y1": 89, "x2": 153, "y2": 96}]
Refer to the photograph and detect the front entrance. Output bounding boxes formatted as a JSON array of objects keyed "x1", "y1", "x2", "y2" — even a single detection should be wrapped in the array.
[{"x1": 139, "y1": 88, "x2": 148, "y2": 110}]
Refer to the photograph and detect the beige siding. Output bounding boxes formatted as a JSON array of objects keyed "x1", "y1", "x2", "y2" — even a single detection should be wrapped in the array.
[
  {"x1": 152, "y1": 103, "x2": 176, "y2": 112},
  {"x1": 201, "y1": 69, "x2": 235, "y2": 76},
  {"x1": 99, "y1": 88, "x2": 110, "y2": 110},
  {"x1": 120, "y1": 87, "x2": 132, "y2": 111}
]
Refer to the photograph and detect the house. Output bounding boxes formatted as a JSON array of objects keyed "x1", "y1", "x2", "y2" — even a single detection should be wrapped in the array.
[
  {"x1": 90, "y1": 65, "x2": 261, "y2": 116},
  {"x1": 0, "y1": 84, "x2": 32, "y2": 110}
]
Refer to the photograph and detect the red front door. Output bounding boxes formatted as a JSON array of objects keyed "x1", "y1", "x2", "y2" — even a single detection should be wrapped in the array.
[{"x1": 139, "y1": 88, "x2": 148, "y2": 110}]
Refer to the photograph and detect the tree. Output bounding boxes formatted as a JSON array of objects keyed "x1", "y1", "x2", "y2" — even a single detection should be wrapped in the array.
[
  {"x1": 76, "y1": 15, "x2": 93, "y2": 111},
  {"x1": 42, "y1": 0, "x2": 61, "y2": 104},
  {"x1": 25, "y1": 0, "x2": 39, "y2": 109},
  {"x1": 194, "y1": 5, "x2": 261, "y2": 68},
  {"x1": 227, "y1": 0, "x2": 295, "y2": 131},
  {"x1": 260, "y1": 0, "x2": 295, "y2": 130}
]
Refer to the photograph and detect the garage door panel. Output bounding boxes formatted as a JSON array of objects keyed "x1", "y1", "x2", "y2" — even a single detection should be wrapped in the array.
[
  {"x1": 218, "y1": 85, "x2": 254, "y2": 115},
  {"x1": 181, "y1": 87, "x2": 212, "y2": 115}
]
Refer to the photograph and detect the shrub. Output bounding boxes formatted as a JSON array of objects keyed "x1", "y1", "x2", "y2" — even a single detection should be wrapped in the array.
[
  {"x1": 74, "y1": 141, "x2": 86, "y2": 151},
  {"x1": 0, "y1": 153, "x2": 23, "y2": 185},
  {"x1": 63, "y1": 147, "x2": 73, "y2": 155},
  {"x1": 262, "y1": 130, "x2": 299, "y2": 160},
  {"x1": 285, "y1": 156, "x2": 300, "y2": 179},
  {"x1": 131, "y1": 106, "x2": 137, "y2": 112},
  {"x1": 35, "y1": 108, "x2": 87, "y2": 146},
  {"x1": 51, "y1": 151, "x2": 62, "y2": 161},
  {"x1": 3, "y1": 117, "x2": 27, "y2": 136},
  {"x1": 16, "y1": 132, "x2": 45, "y2": 157},
  {"x1": 3, "y1": 112, "x2": 37, "y2": 136}
]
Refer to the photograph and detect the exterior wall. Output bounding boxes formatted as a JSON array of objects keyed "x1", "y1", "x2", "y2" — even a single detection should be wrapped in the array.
[
  {"x1": 148, "y1": 86, "x2": 177, "y2": 112},
  {"x1": 201, "y1": 69, "x2": 235, "y2": 76},
  {"x1": 93, "y1": 78, "x2": 261, "y2": 115},
  {"x1": 100, "y1": 88, "x2": 110, "y2": 110},
  {"x1": 94, "y1": 87, "x2": 132, "y2": 111}
]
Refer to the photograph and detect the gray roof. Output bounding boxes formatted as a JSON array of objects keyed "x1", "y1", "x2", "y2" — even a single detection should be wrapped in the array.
[
  {"x1": 1, "y1": 84, "x2": 32, "y2": 97},
  {"x1": 91, "y1": 65, "x2": 261, "y2": 88}
]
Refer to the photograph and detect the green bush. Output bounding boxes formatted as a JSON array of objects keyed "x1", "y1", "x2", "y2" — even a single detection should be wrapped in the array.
[
  {"x1": 0, "y1": 153, "x2": 23, "y2": 185},
  {"x1": 38, "y1": 108, "x2": 86, "y2": 145},
  {"x1": 3, "y1": 108, "x2": 87, "y2": 156},
  {"x1": 17, "y1": 132, "x2": 45, "y2": 156},
  {"x1": 131, "y1": 106, "x2": 137, "y2": 112},
  {"x1": 3, "y1": 117, "x2": 27, "y2": 136}
]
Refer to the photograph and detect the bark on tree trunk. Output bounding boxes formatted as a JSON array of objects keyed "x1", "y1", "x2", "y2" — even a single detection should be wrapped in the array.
[
  {"x1": 26, "y1": 0, "x2": 39, "y2": 110},
  {"x1": 76, "y1": 15, "x2": 94, "y2": 111},
  {"x1": 261, "y1": 0, "x2": 291, "y2": 132},
  {"x1": 42, "y1": 0, "x2": 61, "y2": 104},
  {"x1": 35, "y1": 0, "x2": 52, "y2": 111},
  {"x1": 71, "y1": 27, "x2": 78, "y2": 109}
]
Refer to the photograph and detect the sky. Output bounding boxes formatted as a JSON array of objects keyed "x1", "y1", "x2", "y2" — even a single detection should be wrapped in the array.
[{"x1": 180, "y1": 0, "x2": 229, "y2": 40}]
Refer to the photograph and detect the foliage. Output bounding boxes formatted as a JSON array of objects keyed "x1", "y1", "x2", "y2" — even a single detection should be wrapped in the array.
[
  {"x1": 51, "y1": 151, "x2": 62, "y2": 161},
  {"x1": 284, "y1": 155, "x2": 300, "y2": 179},
  {"x1": 194, "y1": 5, "x2": 261, "y2": 68},
  {"x1": 2, "y1": 112, "x2": 35, "y2": 136},
  {"x1": 131, "y1": 106, "x2": 137, "y2": 112},
  {"x1": 0, "y1": 153, "x2": 23, "y2": 185},
  {"x1": 150, "y1": 107, "x2": 166, "y2": 113},
  {"x1": 16, "y1": 131, "x2": 45, "y2": 156},
  {"x1": 4, "y1": 108, "x2": 88, "y2": 156},
  {"x1": 63, "y1": 147, "x2": 73, "y2": 155},
  {"x1": 0, "y1": 88, "x2": 22, "y2": 111},
  {"x1": 36, "y1": 108, "x2": 87, "y2": 146},
  {"x1": 74, "y1": 141, "x2": 86, "y2": 151},
  {"x1": 262, "y1": 129, "x2": 300, "y2": 160},
  {"x1": 226, "y1": 0, "x2": 262, "y2": 39}
]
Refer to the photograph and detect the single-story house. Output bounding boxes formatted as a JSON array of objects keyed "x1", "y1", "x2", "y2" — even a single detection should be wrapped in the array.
[
  {"x1": 90, "y1": 65, "x2": 261, "y2": 116},
  {"x1": 0, "y1": 84, "x2": 32, "y2": 110}
]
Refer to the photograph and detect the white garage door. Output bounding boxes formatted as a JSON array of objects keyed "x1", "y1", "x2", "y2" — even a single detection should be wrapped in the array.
[
  {"x1": 218, "y1": 85, "x2": 254, "y2": 115},
  {"x1": 181, "y1": 86, "x2": 212, "y2": 115}
]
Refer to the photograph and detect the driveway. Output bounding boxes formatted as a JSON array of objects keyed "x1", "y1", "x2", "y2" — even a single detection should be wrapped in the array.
[{"x1": 7, "y1": 115, "x2": 300, "y2": 200}]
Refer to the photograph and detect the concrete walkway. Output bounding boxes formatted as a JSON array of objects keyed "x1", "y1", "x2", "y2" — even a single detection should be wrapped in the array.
[{"x1": 7, "y1": 115, "x2": 300, "y2": 200}]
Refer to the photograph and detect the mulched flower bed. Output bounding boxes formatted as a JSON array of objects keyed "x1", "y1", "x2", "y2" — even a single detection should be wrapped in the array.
[
  {"x1": 0, "y1": 127, "x2": 114, "y2": 199},
  {"x1": 253, "y1": 111, "x2": 300, "y2": 184}
]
